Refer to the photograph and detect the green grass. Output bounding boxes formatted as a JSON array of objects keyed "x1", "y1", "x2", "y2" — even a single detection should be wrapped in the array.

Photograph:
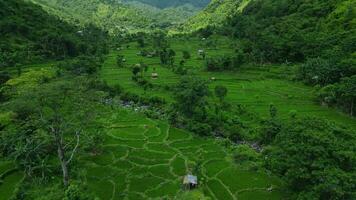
[{"x1": 207, "y1": 179, "x2": 234, "y2": 200}]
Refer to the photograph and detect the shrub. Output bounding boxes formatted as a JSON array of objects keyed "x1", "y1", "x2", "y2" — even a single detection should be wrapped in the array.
[
  {"x1": 188, "y1": 121, "x2": 212, "y2": 136},
  {"x1": 182, "y1": 50, "x2": 191, "y2": 59}
]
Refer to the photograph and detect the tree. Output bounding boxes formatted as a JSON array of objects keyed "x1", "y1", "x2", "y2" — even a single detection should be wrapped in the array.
[
  {"x1": 338, "y1": 75, "x2": 356, "y2": 116},
  {"x1": 264, "y1": 117, "x2": 356, "y2": 199},
  {"x1": 168, "y1": 49, "x2": 176, "y2": 66},
  {"x1": 137, "y1": 37, "x2": 145, "y2": 48},
  {"x1": 269, "y1": 104, "x2": 278, "y2": 119},
  {"x1": 182, "y1": 50, "x2": 191, "y2": 60},
  {"x1": 3, "y1": 79, "x2": 99, "y2": 187},
  {"x1": 132, "y1": 65, "x2": 141, "y2": 76},
  {"x1": 214, "y1": 85, "x2": 228, "y2": 103},
  {"x1": 174, "y1": 76, "x2": 210, "y2": 118},
  {"x1": 116, "y1": 55, "x2": 124, "y2": 68}
]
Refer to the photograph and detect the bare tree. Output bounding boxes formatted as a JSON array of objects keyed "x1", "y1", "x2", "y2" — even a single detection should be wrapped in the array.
[{"x1": 37, "y1": 81, "x2": 95, "y2": 187}]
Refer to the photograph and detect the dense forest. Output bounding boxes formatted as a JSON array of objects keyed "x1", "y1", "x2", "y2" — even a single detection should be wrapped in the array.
[
  {"x1": 0, "y1": 0, "x2": 355, "y2": 199},
  {"x1": 218, "y1": 0, "x2": 356, "y2": 117},
  {"x1": 0, "y1": 0, "x2": 108, "y2": 67},
  {"x1": 31, "y1": 0, "x2": 207, "y2": 33}
]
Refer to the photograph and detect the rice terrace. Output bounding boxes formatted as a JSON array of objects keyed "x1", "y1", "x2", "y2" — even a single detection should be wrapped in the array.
[{"x1": 0, "y1": 0, "x2": 355, "y2": 199}]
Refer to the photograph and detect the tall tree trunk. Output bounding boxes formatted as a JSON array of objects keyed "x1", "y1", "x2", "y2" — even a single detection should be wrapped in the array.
[{"x1": 55, "y1": 134, "x2": 69, "y2": 187}]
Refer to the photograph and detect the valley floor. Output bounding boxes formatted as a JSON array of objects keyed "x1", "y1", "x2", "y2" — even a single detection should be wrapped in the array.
[
  {"x1": 101, "y1": 37, "x2": 356, "y2": 129},
  {"x1": 1, "y1": 36, "x2": 355, "y2": 200}
]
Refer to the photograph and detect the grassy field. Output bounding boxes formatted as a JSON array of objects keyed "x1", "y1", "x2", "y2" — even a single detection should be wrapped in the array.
[
  {"x1": 80, "y1": 108, "x2": 285, "y2": 199},
  {"x1": 101, "y1": 36, "x2": 356, "y2": 129}
]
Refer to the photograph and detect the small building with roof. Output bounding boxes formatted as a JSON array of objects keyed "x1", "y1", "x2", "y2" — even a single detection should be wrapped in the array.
[{"x1": 183, "y1": 174, "x2": 198, "y2": 190}]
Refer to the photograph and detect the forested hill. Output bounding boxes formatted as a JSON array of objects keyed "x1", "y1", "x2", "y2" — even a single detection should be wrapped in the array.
[
  {"x1": 122, "y1": 0, "x2": 211, "y2": 9},
  {"x1": 31, "y1": 0, "x2": 208, "y2": 34},
  {"x1": 0, "y1": 0, "x2": 108, "y2": 68},
  {"x1": 221, "y1": 0, "x2": 356, "y2": 64},
  {"x1": 180, "y1": 0, "x2": 250, "y2": 32}
]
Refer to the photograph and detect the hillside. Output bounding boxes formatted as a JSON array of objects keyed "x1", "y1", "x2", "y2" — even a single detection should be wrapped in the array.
[
  {"x1": 0, "y1": 0, "x2": 107, "y2": 68},
  {"x1": 179, "y1": 0, "x2": 250, "y2": 32},
  {"x1": 31, "y1": 0, "x2": 208, "y2": 34},
  {"x1": 123, "y1": 0, "x2": 211, "y2": 9},
  {"x1": 222, "y1": 0, "x2": 356, "y2": 63}
]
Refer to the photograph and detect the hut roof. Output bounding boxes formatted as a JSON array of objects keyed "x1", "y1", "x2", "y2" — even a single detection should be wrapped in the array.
[{"x1": 183, "y1": 175, "x2": 197, "y2": 185}]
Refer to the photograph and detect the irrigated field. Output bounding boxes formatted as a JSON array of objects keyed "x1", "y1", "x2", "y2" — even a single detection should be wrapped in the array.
[
  {"x1": 80, "y1": 108, "x2": 284, "y2": 199},
  {"x1": 101, "y1": 37, "x2": 356, "y2": 129}
]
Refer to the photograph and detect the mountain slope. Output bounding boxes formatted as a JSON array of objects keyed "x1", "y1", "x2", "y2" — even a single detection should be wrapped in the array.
[
  {"x1": 122, "y1": 0, "x2": 211, "y2": 9},
  {"x1": 222, "y1": 0, "x2": 356, "y2": 63},
  {"x1": 31, "y1": 0, "x2": 208, "y2": 33},
  {"x1": 0, "y1": 0, "x2": 107, "y2": 68},
  {"x1": 180, "y1": 0, "x2": 250, "y2": 32}
]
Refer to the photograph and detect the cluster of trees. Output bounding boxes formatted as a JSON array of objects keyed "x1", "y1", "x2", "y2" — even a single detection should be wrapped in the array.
[
  {"x1": 160, "y1": 48, "x2": 176, "y2": 66},
  {"x1": 297, "y1": 57, "x2": 356, "y2": 116},
  {"x1": 212, "y1": 0, "x2": 356, "y2": 116},
  {"x1": 0, "y1": 0, "x2": 108, "y2": 68},
  {"x1": 58, "y1": 56, "x2": 103, "y2": 75},
  {"x1": 205, "y1": 52, "x2": 244, "y2": 71},
  {"x1": 168, "y1": 75, "x2": 356, "y2": 199},
  {"x1": 0, "y1": 73, "x2": 107, "y2": 189},
  {"x1": 317, "y1": 75, "x2": 356, "y2": 116},
  {"x1": 222, "y1": 0, "x2": 355, "y2": 64},
  {"x1": 170, "y1": 75, "x2": 246, "y2": 138},
  {"x1": 264, "y1": 118, "x2": 356, "y2": 199}
]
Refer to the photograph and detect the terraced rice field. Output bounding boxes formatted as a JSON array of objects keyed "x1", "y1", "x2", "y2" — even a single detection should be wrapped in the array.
[
  {"x1": 101, "y1": 37, "x2": 356, "y2": 129},
  {"x1": 80, "y1": 109, "x2": 284, "y2": 199}
]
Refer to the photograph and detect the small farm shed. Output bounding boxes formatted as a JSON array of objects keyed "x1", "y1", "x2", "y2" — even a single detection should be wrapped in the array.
[
  {"x1": 151, "y1": 72, "x2": 158, "y2": 79},
  {"x1": 183, "y1": 174, "x2": 198, "y2": 189}
]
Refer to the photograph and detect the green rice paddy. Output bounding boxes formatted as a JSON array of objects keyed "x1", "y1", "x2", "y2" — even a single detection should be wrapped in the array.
[
  {"x1": 100, "y1": 37, "x2": 356, "y2": 128},
  {"x1": 80, "y1": 109, "x2": 284, "y2": 199}
]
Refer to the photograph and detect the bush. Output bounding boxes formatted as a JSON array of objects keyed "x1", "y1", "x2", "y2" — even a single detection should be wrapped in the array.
[
  {"x1": 298, "y1": 58, "x2": 341, "y2": 86},
  {"x1": 59, "y1": 56, "x2": 101, "y2": 75},
  {"x1": 205, "y1": 55, "x2": 243, "y2": 71},
  {"x1": 233, "y1": 144, "x2": 261, "y2": 164},
  {"x1": 188, "y1": 121, "x2": 212, "y2": 136},
  {"x1": 182, "y1": 50, "x2": 191, "y2": 59}
]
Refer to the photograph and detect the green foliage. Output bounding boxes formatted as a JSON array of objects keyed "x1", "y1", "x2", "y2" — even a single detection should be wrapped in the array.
[
  {"x1": 116, "y1": 55, "x2": 125, "y2": 68},
  {"x1": 317, "y1": 75, "x2": 356, "y2": 116},
  {"x1": 123, "y1": 0, "x2": 210, "y2": 9},
  {"x1": 223, "y1": 0, "x2": 356, "y2": 63},
  {"x1": 182, "y1": 0, "x2": 250, "y2": 32},
  {"x1": 64, "y1": 182, "x2": 95, "y2": 200},
  {"x1": 298, "y1": 58, "x2": 341, "y2": 86},
  {"x1": 233, "y1": 144, "x2": 262, "y2": 170},
  {"x1": 160, "y1": 49, "x2": 176, "y2": 66},
  {"x1": 32, "y1": 0, "x2": 205, "y2": 33},
  {"x1": 205, "y1": 55, "x2": 243, "y2": 71},
  {"x1": 59, "y1": 56, "x2": 102, "y2": 75},
  {"x1": 1, "y1": 76, "x2": 104, "y2": 179},
  {"x1": 173, "y1": 75, "x2": 210, "y2": 118},
  {"x1": 264, "y1": 118, "x2": 356, "y2": 199},
  {"x1": 182, "y1": 50, "x2": 191, "y2": 60},
  {"x1": 214, "y1": 85, "x2": 228, "y2": 102},
  {"x1": 0, "y1": 0, "x2": 108, "y2": 66}
]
